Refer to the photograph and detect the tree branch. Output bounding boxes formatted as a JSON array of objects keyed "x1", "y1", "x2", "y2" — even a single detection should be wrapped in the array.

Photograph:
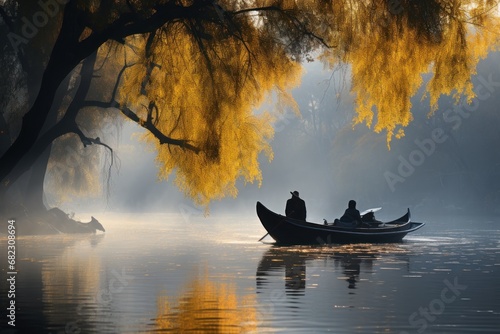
[
  {"x1": 76, "y1": 2, "x2": 191, "y2": 58},
  {"x1": 82, "y1": 100, "x2": 201, "y2": 154},
  {"x1": 233, "y1": 6, "x2": 331, "y2": 48},
  {"x1": 72, "y1": 124, "x2": 113, "y2": 151}
]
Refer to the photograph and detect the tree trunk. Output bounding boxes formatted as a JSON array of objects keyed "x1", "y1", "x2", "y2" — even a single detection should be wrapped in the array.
[
  {"x1": 0, "y1": 58, "x2": 79, "y2": 182},
  {"x1": 0, "y1": 1, "x2": 87, "y2": 186},
  {"x1": 0, "y1": 113, "x2": 10, "y2": 157},
  {"x1": 1, "y1": 51, "x2": 98, "y2": 205},
  {"x1": 23, "y1": 74, "x2": 72, "y2": 213},
  {"x1": 24, "y1": 147, "x2": 51, "y2": 213}
]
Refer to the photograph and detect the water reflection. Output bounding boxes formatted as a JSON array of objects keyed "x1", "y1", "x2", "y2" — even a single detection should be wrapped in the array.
[
  {"x1": 256, "y1": 244, "x2": 410, "y2": 293},
  {"x1": 0, "y1": 234, "x2": 106, "y2": 333},
  {"x1": 42, "y1": 237, "x2": 104, "y2": 332},
  {"x1": 338, "y1": 253, "x2": 362, "y2": 290},
  {"x1": 2, "y1": 216, "x2": 499, "y2": 333},
  {"x1": 256, "y1": 247, "x2": 309, "y2": 295},
  {"x1": 154, "y1": 270, "x2": 257, "y2": 333}
]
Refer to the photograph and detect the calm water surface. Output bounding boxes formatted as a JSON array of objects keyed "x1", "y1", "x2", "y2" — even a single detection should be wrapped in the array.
[{"x1": 1, "y1": 211, "x2": 499, "y2": 333}]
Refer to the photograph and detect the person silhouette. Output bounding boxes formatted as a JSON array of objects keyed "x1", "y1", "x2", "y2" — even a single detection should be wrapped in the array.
[
  {"x1": 339, "y1": 200, "x2": 362, "y2": 225},
  {"x1": 285, "y1": 191, "x2": 307, "y2": 220}
]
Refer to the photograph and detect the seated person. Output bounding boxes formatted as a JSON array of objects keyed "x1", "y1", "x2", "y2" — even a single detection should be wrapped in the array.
[{"x1": 338, "y1": 200, "x2": 362, "y2": 227}]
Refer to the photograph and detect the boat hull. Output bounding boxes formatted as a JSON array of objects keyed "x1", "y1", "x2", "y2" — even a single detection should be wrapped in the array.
[{"x1": 256, "y1": 202, "x2": 425, "y2": 245}]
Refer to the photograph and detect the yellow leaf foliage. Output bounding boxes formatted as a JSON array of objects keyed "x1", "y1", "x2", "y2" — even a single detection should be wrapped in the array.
[
  {"x1": 80, "y1": 0, "x2": 500, "y2": 207},
  {"x1": 320, "y1": 0, "x2": 500, "y2": 146},
  {"x1": 119, "y1": 20, "x2": 301, "y2": 208}
]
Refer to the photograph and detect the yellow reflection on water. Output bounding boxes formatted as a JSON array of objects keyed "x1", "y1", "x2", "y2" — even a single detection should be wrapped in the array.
[
  {"x1": 155, "y1": 270, "x2": 256, "y2": 333},
  {"x1": 42, "y1": 246, "x2": 101, "y2": 298},
  {"x1": 41, "y1": 236, "x2": 103, "y2": 328}
]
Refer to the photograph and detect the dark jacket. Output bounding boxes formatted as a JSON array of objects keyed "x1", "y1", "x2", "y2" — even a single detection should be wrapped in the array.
[
  {"x1": 340, "y1": 207, "x2": 362, "y2": 223},
  {"x1": 285, "y1": 196, "x2": 307, "y2": 220}
]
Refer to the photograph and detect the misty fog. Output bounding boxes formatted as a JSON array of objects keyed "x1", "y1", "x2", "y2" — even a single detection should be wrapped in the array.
[{"x1": 55, "y1": 51, "x2": 500, "y2": 223}]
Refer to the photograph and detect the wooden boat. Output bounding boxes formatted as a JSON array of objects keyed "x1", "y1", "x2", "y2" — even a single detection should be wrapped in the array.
[{"x1": 256, "y1": 202, "x2": 425, "y2": 245}]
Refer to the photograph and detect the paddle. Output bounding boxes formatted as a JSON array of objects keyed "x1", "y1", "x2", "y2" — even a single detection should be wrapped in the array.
[
  {"x1": 258, "y1": 216, "x2": 288, "y2": 242},
  {"x1": 258, "y1": 232, "x2": 269, "y2": 242}
]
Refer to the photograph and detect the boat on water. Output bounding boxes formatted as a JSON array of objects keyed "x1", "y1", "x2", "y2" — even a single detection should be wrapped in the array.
[{"x1": 256, "y1": 202, "x2": 425, "y2": 245}]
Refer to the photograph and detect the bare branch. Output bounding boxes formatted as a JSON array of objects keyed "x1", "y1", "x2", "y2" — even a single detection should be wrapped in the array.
[
  {"x1": 82, "y1": 100, "x2": 201, "y2": 154},
  {"x1": 73, "y1": 125, "x2": 113, "y2": 152}
]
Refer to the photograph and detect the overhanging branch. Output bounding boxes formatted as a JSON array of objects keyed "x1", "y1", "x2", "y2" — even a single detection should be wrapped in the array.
[
  {"x1": 83, "y1": 100, "x2": 201, "y2": 154},
  {"x1": 233, "y1": 6, "x2": 331, "y2": 48}
]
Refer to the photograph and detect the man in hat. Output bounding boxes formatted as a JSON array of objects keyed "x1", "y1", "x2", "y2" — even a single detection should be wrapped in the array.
[{"x1": 285, "y1": 191, "x2": 307, "y2": 220}]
